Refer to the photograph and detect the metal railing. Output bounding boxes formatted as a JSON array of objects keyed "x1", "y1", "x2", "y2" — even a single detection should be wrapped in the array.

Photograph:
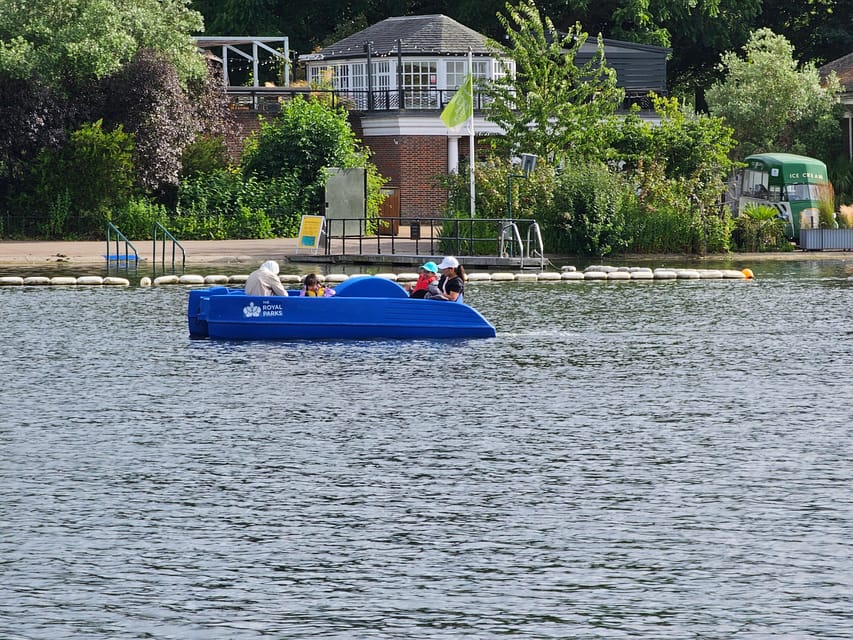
[
  {"x1": 499, "y1": 219, "x2": 545, "y2": 270},
  {"x1": 105, "y1": 222, "x2": 138, "y2": 268},
  {"x1": 798, "y1": 228, "x2": 853, "y2": 250},
  {"x1": 224, "y1": 86, "x2": 660, "y2": 115},
  {"x1": 225, "y1": 86, "x2": 494, "y2": 114},
  {"x1": 323, "y1": 216, "x2": 544, "y2": 263},
  {"x1": 153, "y1": 222, "x2": 186, "y2": 271}
]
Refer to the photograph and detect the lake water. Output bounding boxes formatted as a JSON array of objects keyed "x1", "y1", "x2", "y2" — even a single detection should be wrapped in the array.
[{"x1": 2, "y1": 258, "x2": 851, "y2": 639}]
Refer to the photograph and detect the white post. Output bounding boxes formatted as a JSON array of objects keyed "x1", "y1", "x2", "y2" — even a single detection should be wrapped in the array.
[
  {"x1": 468, "y1": 49, "x2": 475, "y2": 218},
  {"x1": 447, "y1": 136, "x2": 460, "y2": 173}
]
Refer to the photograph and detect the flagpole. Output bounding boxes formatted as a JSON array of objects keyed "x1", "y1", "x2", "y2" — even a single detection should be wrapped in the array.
[{"x1": 468, "y1": 48, "x2": 475, "y2": 219}]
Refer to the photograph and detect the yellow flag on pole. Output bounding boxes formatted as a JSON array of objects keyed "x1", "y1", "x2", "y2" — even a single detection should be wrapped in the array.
[{"x1": 440, "y1": 74, "x2": 473, "y2": 128}]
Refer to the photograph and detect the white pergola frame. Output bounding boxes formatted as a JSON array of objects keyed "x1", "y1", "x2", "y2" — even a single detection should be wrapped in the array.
[{"x1": 195, "y1": 36, "x2": 290, "y2": 88}]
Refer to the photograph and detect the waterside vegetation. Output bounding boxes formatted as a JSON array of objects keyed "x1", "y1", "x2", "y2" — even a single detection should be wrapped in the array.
[{"x1": 0, "y1": 0, "x2": 849, "y2": 256}]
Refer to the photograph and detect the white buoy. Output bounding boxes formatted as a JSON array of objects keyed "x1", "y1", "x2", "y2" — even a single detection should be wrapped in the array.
[
  {"x1": 280, "y1": 274, "x2": 302, "y2": 284},
  {"x1": 204, "y1": 275, "x2": 229, "y2": 284},
  {"x1": 50, "y1": 276, "x2": 77, "y2": 285},
  {"x1": 653, "y1": 269, "x2": 677, "y2": 279},
  {"x1": 76, "y1": 276, "x2": 104, "y2": 285},
  {"x1": 23, "y1": 277, "x2": 51, "y2": 285},
  {"x1": 607, "y1": 271, "x2": 631, "y2": 280},
  {"x1": 466, "y1": 272, "x2": 492, "y2": 281},
  {"x1": 178, "y1": 274, "x2": 205, "y2": 285},
  {"x1": 153, "y1": 275, "x2": 179, "y2": 285},
  {"x1": 722, "y1": 269, "x2": 746, "y2": 279},
  {"x1": 537, "y1": 272, "x2": 561, "y2": 281},
  {"x1": 0, "y1": 276, "x2": 24, "y2": 286},
  {"x1": 561, "y1": 271, "x2": 585, "y2": 281},
  {"x1": 515, "y1": 273, "x2": 538, "y2": 282},
  {"x1": 324, "y1": 274, "x2": 350, "y2": 283},
  {"x1": 229, "y1": 274, "x2": 249, "y2": 284},
  {"x1": 630, "y1": 270, "x2": 655, "y2": 280},
  {"x1": 584, "y1": 271, "x2": 608, "y2": 280},
  {"x1": 397, "y1": 272, "x2": 419, "y2": 282},
  {"x1": 376, "y1": 272, "x2": 398, "y2": 280},
  {"x1": 103, "y1": 277, "x2": 130, "y2": 286},
  {"x1": 676, "y1": 269, "x2": 700, "y2": 279},
  {"x1": 139, "y1": 277, "x2": 152, "y2": 287},
  {"x1": 491, "y1": 272, "x2": 515, "y2": 281}
]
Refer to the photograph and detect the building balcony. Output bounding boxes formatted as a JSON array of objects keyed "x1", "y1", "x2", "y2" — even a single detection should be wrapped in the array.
[{"x1": 224, "y1": 86, "x2": 660, "y2": 115}]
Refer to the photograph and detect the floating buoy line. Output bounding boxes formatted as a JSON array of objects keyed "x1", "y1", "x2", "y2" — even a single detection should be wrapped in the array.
[{"x1": 0, "y1": 266, "x2": 755, "y2": 288}]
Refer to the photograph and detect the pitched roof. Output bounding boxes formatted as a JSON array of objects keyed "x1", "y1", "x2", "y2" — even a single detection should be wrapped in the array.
[
  {"x1": 310, "y1": 15, "x2": 491, "y2": 60},
  {"x1": 820, "y1": 52, "x2": 853, "y2": 90}
]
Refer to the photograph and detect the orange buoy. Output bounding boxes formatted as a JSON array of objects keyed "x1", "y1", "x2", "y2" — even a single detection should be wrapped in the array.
[{"x1": 741, "y1": 268, "x2": 754, "y2": 279}]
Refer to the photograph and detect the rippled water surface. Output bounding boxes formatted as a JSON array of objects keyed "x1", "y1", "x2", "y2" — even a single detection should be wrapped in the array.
[{"x1": 2, "y1": 259, "x2": 852, "y2": 639}]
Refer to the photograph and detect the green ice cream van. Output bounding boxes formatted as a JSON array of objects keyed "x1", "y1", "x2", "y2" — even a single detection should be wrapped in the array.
[{"x1": 735, "y1": 153, "x2": 831, "y2": 239}]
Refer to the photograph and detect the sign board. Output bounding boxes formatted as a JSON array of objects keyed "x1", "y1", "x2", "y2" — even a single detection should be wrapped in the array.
[
  {"x1": 296, "y1": 215, "x2": 325, "y2": 254},
  {"x1": 325, "y1": 167, "x2": 366, "y2": 237}
]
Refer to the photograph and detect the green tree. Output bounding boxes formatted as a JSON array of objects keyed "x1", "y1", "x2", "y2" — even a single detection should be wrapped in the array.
[
  {"x1": 0, "y1": 0, "x2": 205, "y2": 87},
  {"x1": 484, "y1": 0, "x2": 624, "y2": 164},
  {"x1": 14, "y1": 120, "x2": 136, "y2": 237},
  {"x1": 241, "y1": 96, "x2": 386, "y2": 216},
  {"x1": 0, "y1": 73, "x2": 68, "y2": 176},
  {"x1": 757, "y1": 0, "x2": 853, "y2": 66},
  {"x1": 705, "y1": 28, "x2": 843, "y2": 157},
  {"x1": 101, "y1": 49, "x2": 196, "y2": 193}
]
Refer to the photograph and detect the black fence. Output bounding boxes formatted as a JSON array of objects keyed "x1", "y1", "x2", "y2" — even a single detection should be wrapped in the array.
[{"x1": 323, "y1": 216, "x2": 544, "y2": 263}]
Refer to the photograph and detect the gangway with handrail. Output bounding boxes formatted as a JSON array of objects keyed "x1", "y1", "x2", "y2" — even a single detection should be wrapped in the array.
[
  {"x1": 499, "y1": 219, "x2": 545, "y2": 270},
  {"x1": 153, "y1": 222, "x2": 186, "y2": 271},
  {"x1": 105, "y1": 222, "x2": 138, "y2": 269}
]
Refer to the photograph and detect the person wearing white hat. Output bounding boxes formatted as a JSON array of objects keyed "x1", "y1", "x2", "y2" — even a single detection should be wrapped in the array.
[
  {"x1": 244, "y1": 260, "x2": 288, "y2": 296},
  {"x1": 426, "y1": 256, "x2": 465, "y2": 302}
]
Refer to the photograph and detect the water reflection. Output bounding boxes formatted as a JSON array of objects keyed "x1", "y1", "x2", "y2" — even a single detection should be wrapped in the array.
[{"x1": 1, "y1": 260, "x2": 851, "y2": 639}]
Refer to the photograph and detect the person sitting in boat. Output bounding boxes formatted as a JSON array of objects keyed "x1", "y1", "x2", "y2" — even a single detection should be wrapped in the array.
[
  {"x1": 407, "y1": 261, "x2": 439, "y2": 298},
  {"x1": 245, "y1": 260, "x2": 288, "y2": 296},
  {"x1": 300, "y1": 273, "x2": 336, "y2": 297},
  {"x1": 426, "y1": 256, "x2": 465, "y2": 302}
]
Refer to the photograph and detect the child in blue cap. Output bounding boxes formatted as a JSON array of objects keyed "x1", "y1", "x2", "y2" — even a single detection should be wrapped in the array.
[{"x1": 407, "y1": 261, "x2": 439, "y2": 298}]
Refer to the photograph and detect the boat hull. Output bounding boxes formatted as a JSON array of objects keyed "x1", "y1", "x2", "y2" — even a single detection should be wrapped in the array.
[{"x1": 187, "y1": 279, "x2": 496, "y2": 340}]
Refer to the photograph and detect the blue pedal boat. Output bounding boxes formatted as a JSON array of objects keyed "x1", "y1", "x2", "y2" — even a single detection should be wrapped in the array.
[{"x1": 187, "y1": 276, "x2": 496, "y2": 340}]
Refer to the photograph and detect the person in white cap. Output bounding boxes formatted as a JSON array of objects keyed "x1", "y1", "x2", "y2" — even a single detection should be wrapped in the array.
[
  {"x1": 426, "y1": 256, "x2": 465, "y2": 302},
  {"x1": 244, "y1": 260, "x2": 288, "y2": 296}
]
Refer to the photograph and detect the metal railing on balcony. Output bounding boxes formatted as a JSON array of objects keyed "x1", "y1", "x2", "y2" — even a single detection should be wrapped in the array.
[
  {"x1": 225, "y1": 86, "x2": 495, "y2": 114},
  {"x1": 225, "y1": 86, "x2": 659, "y2": 114}
]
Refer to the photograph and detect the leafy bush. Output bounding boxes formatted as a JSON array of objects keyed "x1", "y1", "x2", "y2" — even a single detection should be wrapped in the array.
[
  {"x1": 173, "y1": 168, "x2": 302, "y2": 239},
  {"x1": 818, "y1": 203, "x2": 836, "y2": 229},
  {"x1": 732, "y1": 205, "x2": 790, "y2": 251},
  {"x1": 837, "y1": 205, "x2": 853, "y2": 229},
  {"x1": 9, "y1": 120, "x2": 136, "y2": 238},
  {"x1": 549, "y1": 162, "x2": 627, "y2": 256},
  {"x1": 101, "y1": 49, "x2": 194, "y2": 192},
  {"x1": 242, "y1": 96, "x2": 384, "y2": 216},
  {"x1": 180, "y1": 135, "x2": 231, "y2": 179},
  {"x1": 437, "y1": 157, "x2": 559, "y2": 255},
  {"x1": 109, "y1": 197, "x2": 169, "y2": 239}
]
